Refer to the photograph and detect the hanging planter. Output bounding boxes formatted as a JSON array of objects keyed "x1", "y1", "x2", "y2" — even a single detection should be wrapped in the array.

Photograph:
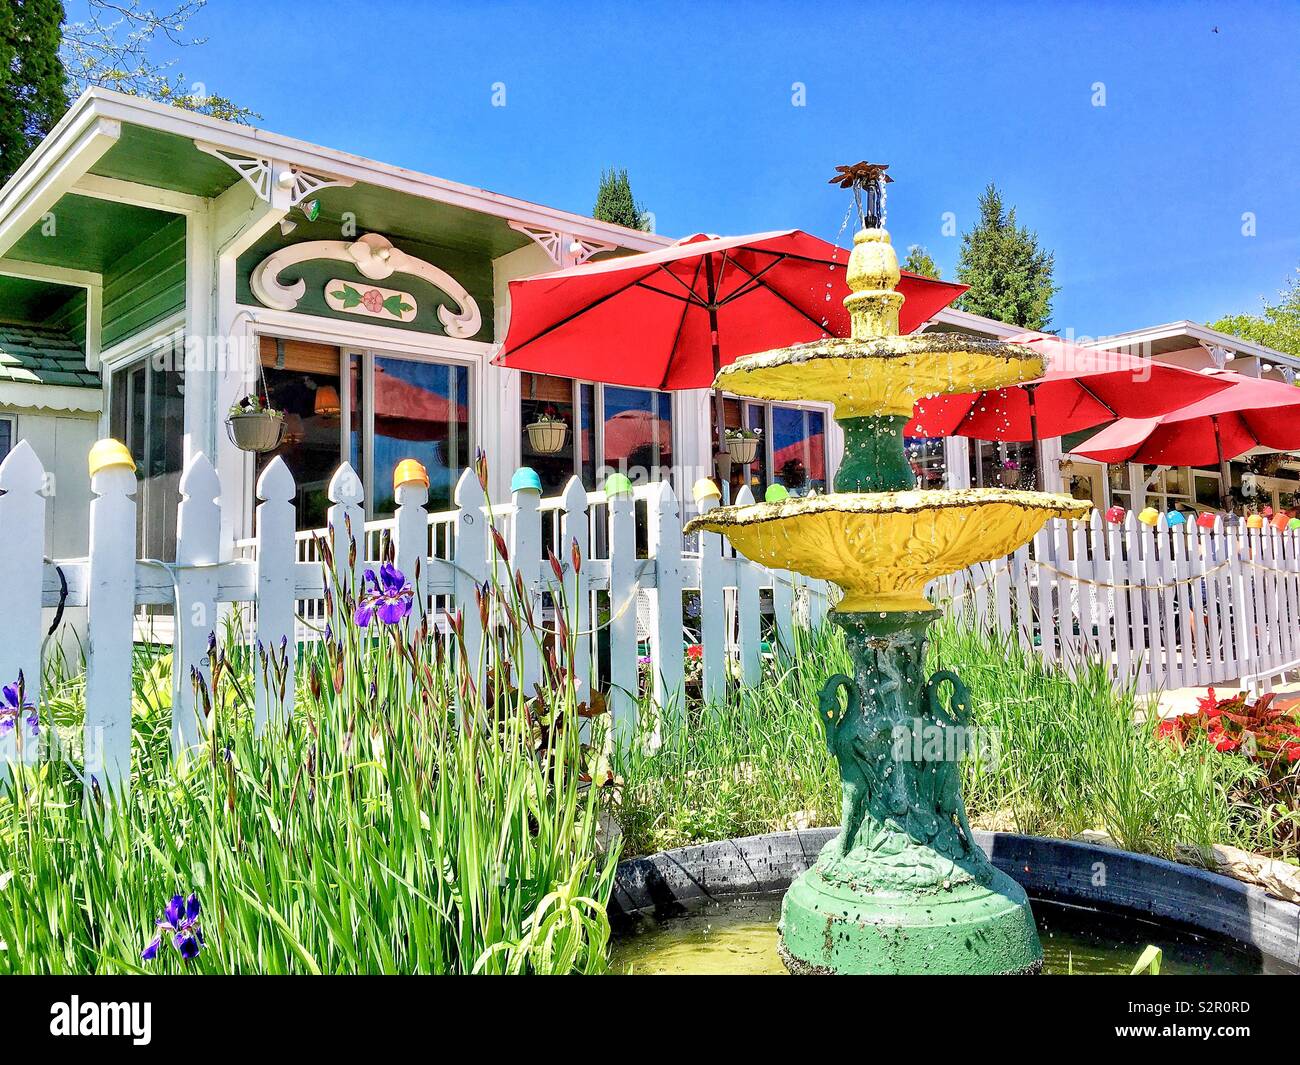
[
  {"x1": 526, "y1": 414, "x2": 569, "y2": 455},
  {"x1": 725, "y1": 428, "x2": 760, "y2": 466},
  {"x1": 226, "y1": 395, "x2": 286, "y2": 453}
]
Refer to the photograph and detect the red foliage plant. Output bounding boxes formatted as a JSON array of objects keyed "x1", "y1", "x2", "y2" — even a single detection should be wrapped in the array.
[{"x1": 1156, "y1": 687, "x2": 1300, "y2": 768}]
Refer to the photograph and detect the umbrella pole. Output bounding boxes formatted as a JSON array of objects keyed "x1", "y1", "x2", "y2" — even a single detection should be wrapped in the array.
[
  {"x1": 1028, "y1": 384, "x2": 1043, "y2": 492},
  {"x1": 1214, "y1": 416, "x2": 1231, "y2": 510},
  {"x1": 704, "y1": 257, "x2": 730, "y2": 499}
]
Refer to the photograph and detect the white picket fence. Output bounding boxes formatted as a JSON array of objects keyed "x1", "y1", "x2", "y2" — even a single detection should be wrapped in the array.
[
  {"x1": 4, "y1": 437, "x2": 1299, "y2": 792},
  {"x1": 943, "y1": 510, "x2": 1300, "y2": 697},
  {"x1": 0, "y1": 441, "x2": 830, "y2": 790}
]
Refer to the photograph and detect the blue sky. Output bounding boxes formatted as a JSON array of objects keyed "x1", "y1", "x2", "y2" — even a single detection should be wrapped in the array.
[{"x1": 83, "y1": 0, "x2": 1299, "y2": 337}]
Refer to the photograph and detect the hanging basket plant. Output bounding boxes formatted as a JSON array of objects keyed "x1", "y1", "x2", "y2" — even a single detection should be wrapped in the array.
[
  {"x1": 226, "y1": 395, "x2": 286, "y2": 453},
  {"x1": 725, "y1": 427, "x2": 760, "y2": 466},
  {"x1": 526, "y1": 410, "x2": 569, "y2": 455}
]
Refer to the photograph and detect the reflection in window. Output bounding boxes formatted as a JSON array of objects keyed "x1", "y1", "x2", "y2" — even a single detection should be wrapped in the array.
[
  {"x1": 257, "y1": 339, "x2": 344, "y2": 531},
  {"x1": 0, "y1": 418, "x2": 12, "y2": 462},
  {"x1": 905, "y1": 437, "x2": 946, "y2": 489},
  {"x1": 370, "y1": 357, "x2": 470, "y2": 516},
  {"x1": 603, "y1": 386, "x2": 672, "y2": 483},
  {"x1": 969, "y1": 439, "x2": 1036, "y2": 490},
  {"x1": 771, "y1": 405, "x2": 825, "y2": 496}
]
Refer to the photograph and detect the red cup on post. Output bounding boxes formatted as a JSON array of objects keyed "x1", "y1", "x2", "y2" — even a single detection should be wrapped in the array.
[
  {"x1": 1104, "y1": 505, "x2": 1126, "y2": 524},
  {"x1": 1196, "y1": 512, "x2": 1217, "y2": 530}
]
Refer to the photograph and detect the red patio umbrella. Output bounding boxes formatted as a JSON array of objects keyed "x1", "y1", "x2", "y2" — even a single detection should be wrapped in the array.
[
  {"x1": 496, "y1": 230, "x2": 966, "y2": 473},
  {"x1": 905, "y1": 334, "x2": 1231, "y2": 488},
  {"x1": 1067, "y1": 368, "x2": 1300, "y2": 471}
]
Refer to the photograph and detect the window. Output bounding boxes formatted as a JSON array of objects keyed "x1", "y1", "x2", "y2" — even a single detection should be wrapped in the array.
[
  {"x1": 969, "y1": 439, "x2": 1037, "y2": 490},
  {"x1": 109, "y1": 353, "x2": 185, "y2": 560},
  {"x1": 0, "y1": 416, "x2": 12, "y2": 463},
  {"x1": 518, "y1": 375, "x2": 670, "y2": 492},
  {"x1": 905, "y1": 436, "x2": 946, "y2": 489},
  {"x1": 719, "y1": 399, "x2": 827, "y2": 500},
  {"x1": 258, "y1": 337, "x2": 473, "y2": 529}
]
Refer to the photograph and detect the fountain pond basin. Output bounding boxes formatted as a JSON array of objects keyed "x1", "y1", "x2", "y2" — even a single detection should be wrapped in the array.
[{"x1": 609, "y1": 830, "x2": 1300, "y2": 976}]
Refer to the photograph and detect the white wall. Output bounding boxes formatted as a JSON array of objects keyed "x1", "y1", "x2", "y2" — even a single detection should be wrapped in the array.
[{"x1": 3, "y1": 405, "x2": 100, "y2": 556}]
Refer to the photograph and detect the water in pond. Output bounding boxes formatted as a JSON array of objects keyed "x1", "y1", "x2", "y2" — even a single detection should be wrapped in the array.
[{"x1": 610, "y1": 894, "x2": 1284, "y2": 975}]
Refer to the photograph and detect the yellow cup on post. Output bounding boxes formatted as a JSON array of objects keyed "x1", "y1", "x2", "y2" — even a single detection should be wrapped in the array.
[
  {"x1": 1137, "y1": 506, "x2": 1159, "y2": 527},
  {"x1": 88, "y1": 438, "x2": 135, "y2": 478},
  {"x1": 393, "y1": 459, "x2": 429, "y2": 493},
  {"x1": 692, "y1": 478, "x2": 722, "y2": 505}
]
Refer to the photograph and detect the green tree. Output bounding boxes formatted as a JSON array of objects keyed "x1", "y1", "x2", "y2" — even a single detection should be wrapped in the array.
[
  {"x1": 1211, "y1": 268, "x2": 1300, "y2": 358},
  {"x1": 903, "y1": 244, "x2": 941, "y2": 280},
  {"x1": 955, "y1": 183, "x2": 1057, "y2": 330},
  {"x1": 593, "y1": 167, "x2": 650, "y2": 231},
  {"x1": 0, "y1": 0, "x2": 70, "y2": 185}
]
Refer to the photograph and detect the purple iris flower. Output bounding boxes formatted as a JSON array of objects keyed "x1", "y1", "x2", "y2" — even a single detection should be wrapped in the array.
[
  {"x1": 142, "y1": 893, "x2": 205, "y2": 962},
  {"x1": 353, "y1": 563, "x2": 414, "y2": 627},
  {"x1": 0, "y1": 677, "x2": 38, "y2": 737}
]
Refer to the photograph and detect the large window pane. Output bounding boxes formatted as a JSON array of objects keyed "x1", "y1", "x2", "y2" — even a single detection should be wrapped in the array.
[
  {"x1": 521, "y1": 372, "x2": 577, "y2": 494},
  {"x1": 0, "y1": 418, "x2": 11, "y2": 462},
  {"x1": 371, "y1": 357, "x2": 470, "y2": 515},
  {"x1": 603, "y1": 386, "x2": 672, "y2": 484},
  {"x1": 109, "y1": 356, "x2": 183, "y2": 560},
  {"x1": 771, "y1": 405, "x2": 825, "y2": 496},
  {"x1": 906, "y1": 436, "x2": 946, "y2": 489},
  {"x1": 969, "y1": 439, "x2": 1036, "y2": 490},
  {"x1": 257, "y1": 339, "x2": 344, "y2": 531}
]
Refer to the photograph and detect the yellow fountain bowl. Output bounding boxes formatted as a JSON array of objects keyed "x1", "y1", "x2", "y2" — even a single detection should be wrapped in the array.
[
  {"x1": 685, "y1": 489, "x2": 1092, "y2": 613},
  {"x1": 714, "y1": 334, "x2": 1043, "y2": 417}
]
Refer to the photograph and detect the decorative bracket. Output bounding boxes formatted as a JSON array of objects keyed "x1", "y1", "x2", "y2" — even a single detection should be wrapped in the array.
[
  {"x1": 1200, "y1": 341, "x2": 1235, "y2": 371},
  {"x1": 250, "y1": 233, "x2": 481, "y2": 339},
  {"x1": 508, "y1": 221, "x2": 615, "y2": 267},
  {"x1": 195, "y1": 142, "x2": 355, "y2": 208}
]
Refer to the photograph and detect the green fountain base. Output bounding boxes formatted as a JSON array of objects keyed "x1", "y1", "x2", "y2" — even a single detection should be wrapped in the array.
[
  {"x1": 779, "y1": 862, "x2": 1042, "y2": 975},
  {"x1": 775, "y1": 609, "x2": 1043, "y2": 975}
]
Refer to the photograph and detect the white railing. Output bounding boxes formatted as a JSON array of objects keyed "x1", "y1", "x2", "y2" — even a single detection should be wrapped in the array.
[
  {"x1": 941, "y1": 510, "x2": 1300, "y2": 697},
  {"x1": 0, "y1": 441, "x2": 829, "y2": 790}
]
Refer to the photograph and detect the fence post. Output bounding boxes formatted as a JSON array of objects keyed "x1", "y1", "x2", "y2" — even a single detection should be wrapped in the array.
[
  {"x1": 326, "y1": 463, "x2": 365, "y2": 635},
  {"x1": 509, "y1": 474, "x2": 542, "y2": 698},
  {"x1": 84, "y1": 450, "x2": 138, "y2": 797},
  {"x1": 393, "y1": 471, "x2": 430, "y2": 640},
  {"x1": 696, "y1": 493, "x2": 727, "y2": 705},
  {"x1": 733, "y1": 485, "x2": 762, "y2": 686},
  {"x1": 0, "y1": 442, "x2": 47, "y2": 772},
  {"x1": 452, "y1": 469, "x2": 487, "y2": 704},
  {"x1": 648, "y1": 481, "x2": 685, "y2": 727},
  {"x1": 559, "y1": 476, "x2": 591, "y2": 696},
  {"x1": 605, "y1": 480, "x2": 638, "y2": 743},
  {"x1": 255, "y1": 457, "x2": 297, "y2": 731},
  {"x1": 172, "y1": 454, "x2": 222, "y2": 754}
]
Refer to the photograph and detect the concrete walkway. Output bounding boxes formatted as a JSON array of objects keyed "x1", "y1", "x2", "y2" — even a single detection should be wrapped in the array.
[{"x1": 1152, "y1": 678, "x2": 1300, "y2": 719}]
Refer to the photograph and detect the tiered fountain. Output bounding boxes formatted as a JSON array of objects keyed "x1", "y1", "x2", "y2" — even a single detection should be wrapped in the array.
[{"x1": 685, "y1": 164, "x2": 1091, "y2": 975}]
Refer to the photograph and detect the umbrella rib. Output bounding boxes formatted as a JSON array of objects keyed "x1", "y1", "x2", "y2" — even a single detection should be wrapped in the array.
[
  {"x1": 717, "y1": 255, "x2": 788, "y2": 306},
  {"x1": 654, "y1": 263, "x2": 709, "y2": 307},
  {"x1": 1073, "y1": 378, "x2": 1119, "y2": 419},
  {"x1": 659, "y1": 258, "x2": 705, "y2": 389},
  {"x1": 723, "y1": 256, "x2": 833, "y2": 334}
]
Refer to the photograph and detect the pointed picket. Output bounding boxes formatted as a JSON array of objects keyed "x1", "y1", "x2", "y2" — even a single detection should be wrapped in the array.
[
  {"x1": 0, "y1": 442, "x2": 47, "y2": 771},
  {"x1": 255, "y1": 458, "x2": 297, "y2": 731},
  {"x1": 509, "y1": 476, "x2": 542, "y2": 698},
  {"x1": 173, "y1": 454, "x2": 222, "y2": 753},
  {"x1": 771, "y1": 566, "x2": 795, "y2": 653},
  {"x1": 84, "y1": 460, "x2": 138, "y2": 796},
  {"x1": 648, "y1": 480, "x2": 685, "y2": 726},
  {"x1": 697, "y1": 494, "x2": 726, "y2": 705},
  {"x1": 605, "y1": 482, "x2": 638, "y2": 742},
  {"x1": 326, "y1": 463, "x2": 365, "y2": 635},
  {"x1": 733, "y1": 485, "x2": 762, "y2": 686},
  {"x1": 1104, "y1": 512, "x2": 1131, "y2": 687},
  {"x1": 453, "y1": 469, "x2": 487, "y2": 703},
  {"x1": 393, "y1": 476, "x2": 430, "y2": 639},
  {"x1": 559, "y1": 476, "x2": 591, "y2": 694}
]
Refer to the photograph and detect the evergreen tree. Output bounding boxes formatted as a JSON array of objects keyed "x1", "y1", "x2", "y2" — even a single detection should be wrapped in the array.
[
  {"x1": 0, "y1": 0, "x2": 69, "y2": 185},
  {"x1": 903, "y1": 244, "x2": 941, "y2": 279},
  {"x1": 593, "y1": 167, "x2": 649, "y2": 231},
  {"x1": 955, "y1": 183, "x2": 1057, "y2": 330},
  {"x1": 1211, "y1": 268, "x2": 1300, "y2": 358}
]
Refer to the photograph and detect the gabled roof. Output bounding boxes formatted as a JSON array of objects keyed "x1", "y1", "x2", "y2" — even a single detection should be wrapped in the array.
[{"x1": 0, "y1": 322, "x2": 97, "y2": 387}]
